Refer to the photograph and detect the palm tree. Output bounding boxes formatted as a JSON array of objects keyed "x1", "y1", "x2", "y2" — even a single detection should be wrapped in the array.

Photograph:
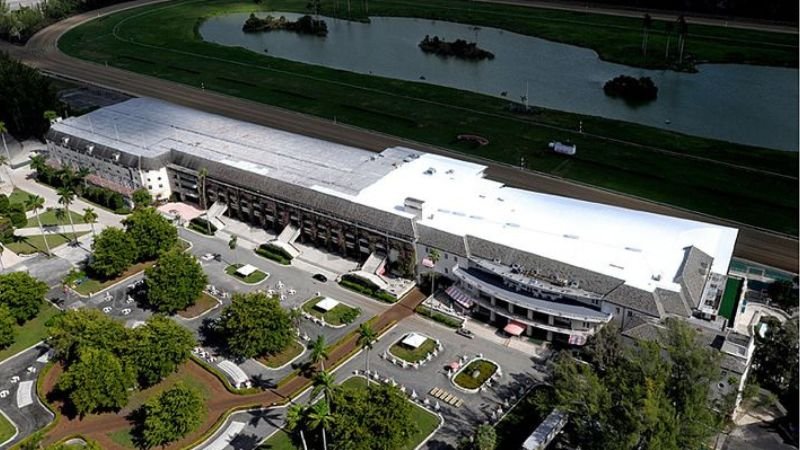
[
  {"x1": 311, "y1": 369, "x2": 336, "y2": 406},
  {"x1": 0, "y1": 121, "x2": 10, "y2": 162},
  {"x1": 25, "y1": 195, "x2": 50, "y2": 256},
  {"x1": 307, "y1": 400, "x2": 333, "y2": 450},
  {"x1": 29, "y1": 154, "x2": 47, "y2": 176},
  {"x1": 57, "y1": 187, "x2": 78, "y2": 244},
  {"x1": 676, "y1": 15, "x2": 688, "y2": 64},
  {"x1": 641, "y1": 14, "x2": 652, "y2": 57},
  {"x1": 357, "y1": 322, "x2": 376, "y2": 385},
  {"x1": 228, "y1": 234, "x2": 238, "y2": 250},
  {"x1": 43, "y1": 110, "x2": 58, "y2": 124},
  {"x1": 285, "y1": 403, "x2": 309, "y2": 450},
  {"x1": 75, "y1": 167, "x2": 91, "y2": 192},
  {"x1": 83, "y1": 207, "x2": 98, "y2": 237},
  {"x1": 427, "y1": 248, "x2": 441, "y2": 295},
  {"x1": 309, "y1": 335, "x2": 329, "y2": 371},
  {"x1": 58, "y1": 166, "x2": 76, "y2": 190},
  {"x1": 288, "y1": 307, "x2": 302, "y2": 330},
  {"x1": 664, "y1": 21, "x2": 674, "y2": 60},
  {"x1": 197, "y1": 168, "x2": 212, "y2": 235}
]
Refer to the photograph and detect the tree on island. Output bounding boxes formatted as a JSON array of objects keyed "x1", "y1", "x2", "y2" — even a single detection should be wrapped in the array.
[
  {"x1": 144, "y1": 248, "x2": 207, "y2": 315},
  {"x1": 129, "y1": 315, "x2": 195, "y2": 387},
  {"x1": 90, "y1": 227, "x2": 138, "y2": 278},
  {"x1": 124, "y1": 207, "x2": 178, "y2": 261},
  {"x1": 0, "y1": 271, "x2": 47, "y2": 323},
  {"x1": 57, "y1": 347, "x2": 135, "y2": 416},
  {"x1": 140, "y1": 382, "x2": 205, "y2": 448},
  {"x1": 458, "y1": 424, "x2": 496, "y2": 450},
  {"x1": 47, "y1": 308, "x2": 129, "y2": 365},
  {"x1": 215, "y1": 292, "x2": 294, "y2": 359}
]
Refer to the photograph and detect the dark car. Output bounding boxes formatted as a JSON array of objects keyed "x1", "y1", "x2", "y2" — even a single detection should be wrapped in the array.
[{"x1": 313, "y1": 273, "x2": 328, "y2": 283}]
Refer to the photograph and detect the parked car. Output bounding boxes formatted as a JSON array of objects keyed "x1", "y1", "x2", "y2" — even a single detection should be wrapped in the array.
[
  {"x1": 456, "y1": 327, "x2": 474, "y2": 339},
  {"x1": 312, "y1": 273, "x2": 328, "y2": 283}
]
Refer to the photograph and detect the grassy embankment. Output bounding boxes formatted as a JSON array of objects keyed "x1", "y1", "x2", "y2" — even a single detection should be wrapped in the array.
[{"x1": 58, "y1": 0, "x2": 799, "y2": 234}]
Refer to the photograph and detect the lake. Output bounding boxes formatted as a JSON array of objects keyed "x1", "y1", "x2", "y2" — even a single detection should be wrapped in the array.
[{"x1": 200, "y1": 12, "x2": 799, "y2": 151}]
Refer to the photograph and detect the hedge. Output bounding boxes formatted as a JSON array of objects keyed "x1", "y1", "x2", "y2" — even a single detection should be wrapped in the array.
[
  {"x1": 189, "y1": 217, "x2": 217, "y2": 235},
  {"x1": 254, "y1": 243, "x2": 292, "y2": 265},
  {"x1": 415, "y1": 305, "x2": 463, "y2": 328},
  {"x1": 339, "y1": 278, "x2": 396, "y2": 303}
]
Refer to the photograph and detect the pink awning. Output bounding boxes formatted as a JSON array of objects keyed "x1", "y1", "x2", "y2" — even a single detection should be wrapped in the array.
[
  {"x1": 422, "y1": 258, "x2": 435, "y2": 268},
  {"x1": 504, "y1": 321, "x2": 526, "y2": 336},
  {"x1": 568, "y1": 334, "x2": 587, "y2": 346},
  {"x1": 445, "y1": 286, "x2": 474, "y2": 309}
]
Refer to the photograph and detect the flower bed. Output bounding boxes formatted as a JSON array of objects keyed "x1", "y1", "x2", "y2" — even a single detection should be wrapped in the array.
[{"x1": 452, "y1": 359, "x2": 499, "y2": 392}]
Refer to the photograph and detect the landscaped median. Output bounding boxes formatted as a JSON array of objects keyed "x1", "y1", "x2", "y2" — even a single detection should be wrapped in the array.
[
  {"x1": 338, "y1": 273, "x2": 396, "y2": 303},
  {"x1": 224, "y1": 263, "x2": 269, "y2": 284},
  {"x1": 387, "y1": 332, "x2": 440, "y2": 365},
  {"x1": 301, "y1": 296, "x2": 360, "y2": 327},
  {"x1": 452, "y1": 358, "x2": 500, "y2": 393},
  {"x1": 254, "y1": 242, "x2": 293, "y2": 265},
  {"x1": 0, "y1": 409, "x2": 15, "y2": 446},
  {"x1": 257, "y1": 339, "x2": 305, "y2": 369},
  {"x1": 177, "y1": 292, "x2": 221, "y2": 320}
]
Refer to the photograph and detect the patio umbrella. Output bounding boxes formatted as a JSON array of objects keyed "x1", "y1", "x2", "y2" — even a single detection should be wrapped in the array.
[
  {"x1": 434, "y1": 401, "x2": 440, "y2": 411},
  {"x1": 411, "y1": 390, "x2": 418, "y2": 400},
  {"x1": 423, "y1": 398, "x2": 430, "y2": 406},
  {"x1": 399, "y1": 385, "x2": 406, "y2": 393},
  {"x1": 390, "y1": 379, "x2": 397, "y2": 387},
  {"x1": 373, "y1": 372, "x2": 381, "y2": 380}
]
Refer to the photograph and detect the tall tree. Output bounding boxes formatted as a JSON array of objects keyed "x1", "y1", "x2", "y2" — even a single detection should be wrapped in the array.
[
  {"x1": 582, "y1": 322, "x2": 623, "y2": 372},
  {"x1": 285, "y1": 403, "x2": 310, "y2": 450},
  {"x1": 766, "y1": 280, "x2": 798, "y2": 309},
  {"x1": 144, "y1": 248, "x2": 207, "y2": 315},
  {"x1": 309, "y1": 335, "x2": 329, "y2": 371},
  {"x1": 357, "y1": 322, "x2": 376, "y2": 385},
  {"x1": 312, "y1": 370, "x2": 336, "y2": 406},
  {"x1": 82, "y1": 207, "x2": 98, "y2": 237},
  {"x1": 752, "y1": 318, "x2": 798, "y2": 395},
  {"x1": 458, "y1": 424, "x2": 497, "y2": 450},
  {"x1": 131, "y1": 188, "x2": 153, "y2": 209},
  {"x1": 426, "y1": 248, "x2": 440, "y2": 295},
  {"x1": 641, "y1": 14, "x2": 652, "y2": 57},
  {"x1": 47, "y1": 308, "x2": 128, "y2": 365},
  {"x1": 129, "y1": 315, "x2": 195, "y2": 387},
  {"x1": 308, "y1": 400, "x2": 333, "y2": 450},
  {"x1": 196, "y1": 168, "x2": 212, "y2": 235},
  {"x1": 0, "y1": 304, "x2": 16, "y2": 349},
  {"x1": 56, "y1": 187, "x2": 78, "y2": 243},
  {"x1": 0, "y1": 271, "x2": 47, "y2": 323},
  {"x1": 216, "y1": 292, "x2": 294, "y2": 359},
  {"x1": 25, "y1": 194, "x2": 50, "y2": 255},
  {"x1": 90, "y1": 227, "x2": 137, "y2": 278},
  {"x1": 123, "y1": 207, "x2": 178, "y2": 262},
  {"x1": 141, "y1": 382, "x2": 205, "y2": 448},
  {"x1": 57, "y1": 347, "x2": 134, "y2": 416}
]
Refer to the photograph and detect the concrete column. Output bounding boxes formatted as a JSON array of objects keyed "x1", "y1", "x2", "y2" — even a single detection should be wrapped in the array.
[
  {"x1": 489, "y1": 309, "x2": 496, "y2": 322},
  {"x1": 548, "y1": 315, "x2": 555, "y2": 326},
  {"x1": 508, "y1": 303, "x2": 514, "y2": 314},
  {"x1": 490, "y1": 296, "x2": 496, "y2": 306},
  {"x1": 527, "y1": 309, "x2": 533, "y2": 320},
  {"x1": 526, "y1": 325, "x2": 533, "y2": 337},
  {"x1": 546, "y1": 330, "x2": 553, "y2": 341}
]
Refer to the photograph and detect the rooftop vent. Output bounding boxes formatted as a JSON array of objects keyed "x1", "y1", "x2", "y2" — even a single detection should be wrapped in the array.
[
  {"x1": 609, "y1": 263, "x2": 625, "y2": 270},
  {"x1": 652, "y1": 274, "x2": 662, "y2": 281},
  {"x1": 424, "y1": 167, "x2": 437, "y2": 175},
  {"x1": 403, "y1": 197, "x2": 425, "y2": 218},
  {"x1": 61, "y1": 137, "x2": 70, "y2": 145},
  {"x1": 625, "y1": 247, "x2": 642, "y2": 252},
  {"x1": 505, "y1": 223, "x2": 520, "y2": 228},
  {"x1": 493, "y1": 258, "x2": 502, "y2": 264},
  {"x1": 497, "y1": 197, "x2": 504, "y2": 202},
  {"x1": 86, "y1": 144, "x2": 94, "y2": 154},
  {"x1": 564, "y1": 234, "x2": 579, "y2": 239},
  {"x1": 446, "y1": 169, "x2": 454, "y2": 174}
]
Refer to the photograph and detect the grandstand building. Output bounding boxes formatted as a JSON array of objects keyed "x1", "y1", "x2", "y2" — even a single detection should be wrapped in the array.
[{"x1": 46, "y1": 98, "x2": 739, "y2": 345}]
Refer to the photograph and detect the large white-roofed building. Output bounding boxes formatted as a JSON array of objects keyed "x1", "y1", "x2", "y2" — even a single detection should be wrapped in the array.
[{"x1": 46, "y1": 98, "x2": 739, "y2": 345}]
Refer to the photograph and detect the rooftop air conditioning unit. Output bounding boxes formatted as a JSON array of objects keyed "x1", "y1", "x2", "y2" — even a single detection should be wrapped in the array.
[
  {"x1": 62, "y1": 137, "x2": 69, "y2": 145},
  {"x1": 492, "y1": 258, "x2": 502, "y2": 264},
  {"x1": 424, "y1": 167, "x2": 437, "y2": 175}
]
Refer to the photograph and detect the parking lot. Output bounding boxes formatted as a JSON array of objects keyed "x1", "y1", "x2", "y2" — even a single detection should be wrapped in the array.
[{"x1": 0, "y1": 344, "x2": 55, "y2": 448}]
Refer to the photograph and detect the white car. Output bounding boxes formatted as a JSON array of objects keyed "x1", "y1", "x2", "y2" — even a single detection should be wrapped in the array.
[
  {"x1": 0, "y1": 390, "x2": 8, "y2": 398},
  {"x1": 201, "y1": 253, "x2": 216, "y2": 261},
  {"x1": 26, "y1": 366, "x2": 36, "y2": 374},
  {"x1": 102, "y1": 306, "x2": 112, "y2": 313},
  {"x1": 126, "y1": 296, "x2": 135, "y2": 304},
  {"x1": 121, "y1": 308, "x2": 132, "y2": 316},
  {"x1": 9, "y1": 376, "x2": 19, "y2": 384}
]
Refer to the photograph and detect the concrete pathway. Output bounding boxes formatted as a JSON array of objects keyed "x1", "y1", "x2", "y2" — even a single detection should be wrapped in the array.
[{"x1": 14, "y1": 224, "x2": 94, "y2": 237}]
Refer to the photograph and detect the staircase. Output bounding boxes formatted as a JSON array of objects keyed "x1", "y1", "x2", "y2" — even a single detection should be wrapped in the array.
[
  {"x1": 205, "y1": 201, "x2": 228, "y2": 230},
  {"x1": 362, "y1": 252, "x2": 387, "y2": 278},
  {"x1": 276, "y1": 224, "x2": 301, "y2": 245}
]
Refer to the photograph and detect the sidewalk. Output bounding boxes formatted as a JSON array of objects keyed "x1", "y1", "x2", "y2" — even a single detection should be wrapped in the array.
[{"x1": 15, "y1": 224, "x2": 94, "y2": 237}]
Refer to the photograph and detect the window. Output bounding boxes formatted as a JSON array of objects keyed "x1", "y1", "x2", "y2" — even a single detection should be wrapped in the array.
[
  {"x1": 148, "y1": 185, "x2": 153, "y2": 190},
  {"x1": 157, "y1": 176, "x2": 162, "y2": 181},
  {"x1": 444, "y1": 268, "x2": 449, "y2": 274},
  {"x1": 627, "y1": 311, "x2": 632, "y2": 317},
  {"x1": 444, "y1": 254, "x2": 449, "y2": 260},
  {"x1": 454, "y1": 256, "x2": 458, "y2": 262},
  {"x1": 158, "y1": 184, "x2": 163, "y2": 188},
  {"x1": 615, "y1": 307, "x2": 621, "y2": 314}
]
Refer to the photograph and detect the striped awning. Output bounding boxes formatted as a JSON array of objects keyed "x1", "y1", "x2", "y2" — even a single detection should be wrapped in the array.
[
  {"x1": 568, "y1": 334, "x2": 587, "y2": 346},
  {"x1": 446, "y1": 285, "x2": 474, "y2": 309}
]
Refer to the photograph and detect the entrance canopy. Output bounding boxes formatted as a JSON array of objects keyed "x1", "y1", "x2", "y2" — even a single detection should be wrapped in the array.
[
  {"x1": 504, "y1": 320, "x2": 526, "y2": 336},
  {"x1": 315, "y1": 297, "x2": 340, "y2": 312},
  {"x1": 401, "y1": 332, "x2": 427, "y2": 349},
  {"x1": 446, "y1": 286, "x2": 475, "y2": 309},
  {"x1": 236, "y1": 264, "x2": 258, "y2": 277}
]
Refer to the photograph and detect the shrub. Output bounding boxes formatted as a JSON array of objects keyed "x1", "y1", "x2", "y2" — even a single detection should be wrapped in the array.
[
  {"x1": 339, "y1": 275, "x2": 396, "y2": 303},
  {"x1": 8, "y1": 210, "x2": 26, "y2": 228},
  {"x1": 339, "y1": 307, "x2": 361, "y2": 324},
  {"x1": 188, "y1": 217, "x2": 217, "y2": 235},
  {"x1": 83, "y1": 185, "x2": 127, "y2": 212},
  {"x1": 415, "y1": 306, "x2": 462, "y2": 328},
  {"x1": 254, "y1": 243, "x2": 292, "y2": 265},
  {"x1": 0, "y1": 195, "x2": 9, "y2": 214}
]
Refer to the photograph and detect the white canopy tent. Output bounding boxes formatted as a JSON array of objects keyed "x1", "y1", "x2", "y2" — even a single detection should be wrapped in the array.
[
  {"x1": 401, "y1": 332, "x2": 428, "y2": 349},
  {"x1": 236, "y1": 264, "x2": 258, "y2": 277},
  {"x1": 315, "y1": 297, "x2": 340, "y2": 312}
]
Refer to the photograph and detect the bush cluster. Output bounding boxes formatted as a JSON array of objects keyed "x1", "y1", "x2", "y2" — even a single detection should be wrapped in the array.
[
  {"x1": 255, "y1": 243, "x2": 292, "y2": 265},
  {"x1": 415, "y1": 305, "x2": 462, "y2": 328},
  {"x1": 188, "y1": 217, "x2": 217, "y2": 235},
  {"x1": 339, "y1": 274, "x2": 395, "y2": 303}
]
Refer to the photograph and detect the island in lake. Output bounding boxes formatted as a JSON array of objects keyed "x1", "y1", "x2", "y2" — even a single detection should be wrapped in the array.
[
  {"x1": 242, "y1": 14, "x2": 328, "y2": 36},
  {"x1": 419, "y1": 35, "x2": 494, "y2": 60},
  {"x1": 603, "y1": 75, "x2": 658, "y2": 103}
]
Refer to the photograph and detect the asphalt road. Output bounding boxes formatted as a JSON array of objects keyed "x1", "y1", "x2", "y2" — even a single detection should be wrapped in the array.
[{"x1": 0, "y1": 0, "x2": 796, "y2": 272}]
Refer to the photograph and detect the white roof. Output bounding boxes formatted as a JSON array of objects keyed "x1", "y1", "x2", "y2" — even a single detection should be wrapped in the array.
[
  {"x1": 315, "y1": 297, "x2": 340, "y2": 312},
  {"x1": 236, "y1": 264, "x2": 258, "y2": 277},
  {"x1": 217, "y1": 360, "x2": 248, "y2": 385},
  {"x1": 350, "y1": 152, "x2": 738, "y2": 293},
  {"x1": 401, "y1": 332, "x2": 428, "y2": 349}
]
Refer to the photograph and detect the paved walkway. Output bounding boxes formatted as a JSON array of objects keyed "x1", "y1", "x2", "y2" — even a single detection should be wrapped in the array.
[{"x1": 14, "y1": 224, "x2": 94, "y2": 237}]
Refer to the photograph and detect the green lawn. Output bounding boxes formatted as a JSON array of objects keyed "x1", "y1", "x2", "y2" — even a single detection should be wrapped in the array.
[
  {"x1": 454, "y1": 359, "x2": 498, "y2": 390},
  {"x1": 719, "y1": 277, "x2": 744, "y2": 321},
  {"x1": 389, "y1": 336, "x2": 437, "y2": 363},
  {"x1": 108, "y1": 428, "x2": 136, "y2": 448},
  {"x1": 67, "y1": 260, "x2": 156, "y2": 296},
  {"x1": 4, "y1": 231, "x2": 88, "y2": 255},
  {"x1": 0, "y1": 410, "x2": 15, "y2": 444},
  {"x1": 177, "y1": 292, "x2": 220, "y2": 319},
  {"x1": 302, "y1": 296, "x2": 360, "y2": 326},
  {"x1": 8, "y1": 188, "x2": 34, "y2": 210},
  {"x1": 0, "y1": 302, "x2": 60, "y2": 362},
  {"x1": 225, "y1": 263, "x2": 269, "y2": 284},
  {"x1": 55, "y1": 0, "x2": 800, "y2": 235},
  {"x1": 258, "y1": 340, "x2": 304, "y2": 368},
  {"x1": 260, "y1": 376, "x2": 439, "y2": 450},
  {"x1": 26, "y1": 208, "x2": 85, "y2": 228}
]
